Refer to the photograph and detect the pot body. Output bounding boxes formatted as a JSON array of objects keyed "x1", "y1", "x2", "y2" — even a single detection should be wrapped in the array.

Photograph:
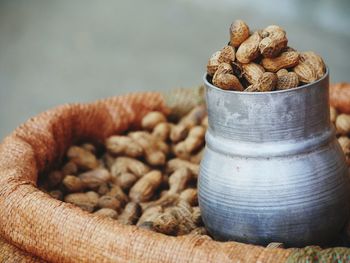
[{"x1": 198, "y1": 70, "x2": 350, "y2": 247}]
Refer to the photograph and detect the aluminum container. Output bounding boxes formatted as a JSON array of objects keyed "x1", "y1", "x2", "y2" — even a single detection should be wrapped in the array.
[{"x1": 198, "y1": 69, "x2": 350, "y2": 247}]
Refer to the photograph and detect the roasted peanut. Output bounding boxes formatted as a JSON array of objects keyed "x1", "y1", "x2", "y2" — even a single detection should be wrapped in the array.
[
  {"x1": 335, "y1": 114, "x2": 350, "y2": 135},
  {"x1": 94, "y1": 208, "x2": 118, "y2": 219},
  {"x1": 229, "y1": 19, "x2": 250, "y2": 47},
  {"x1": 98, "y1": 195, "x2": 121, "y2": 211},
  {"x1": 259, "y1": 25, "x2": 288, "y2": 58},
  {"x1": 118, "y1": 202, "x2": 142, "y2": 225},
  {"x1": 67, "y1": 146, "x2": 99, "y2": 171},
  {"x1": 111, "y1": 157, "x2": 150, "y2": 178},
  {"x1": 137, "y1": 206, "x2": 163, "y2": 226},
  {"x1": 261, "y1": 51, "x2": 299, "y2": 72},
  {"x1": 218, "y1": 46, "x2": 235, "y2": 64},
  {"x1": 299, "y1": 51, "x2": 325, "y2": 79},
  {"x1": 64, "y1": 191, "x2": 99, "y2": 212},
  {"x1": 236, "y1": 31, "x2": 262, "y2": 63},
  {"x1": 338, "y1": 136, "x2": 350, "y2": 160},
  {"x1": 242, "y1": 63, "x2": 265, "y2": 85},
  {"x1": 79, "y1": 168, "x2": 111, "y2": 189},
  {"x1": 106, "y1": 136, "x2": 143, "y2": 157},
  {"x1": 141, "y1": 111, "x2": 167, "y2": 131},
  {"x1": 129, "y1": 132, "x2": 167, "y2": 166},
  {"x1": 152, "y1": 212, "x2": 178, "y2": 235},
  {"x1": 179, "y1": 188, "x2": 198, "y2": 206},
  {"x1": 213, "y1": 63, "x2": 244, "y2": 91},
  {"x1": 174, "y1": 126, "x2": 205, "y2": 159},
  {"x1": 129, "y1": 170, "x2": 163, "y2": 202},
  {"x1": 166, "y1": 158, "x2": 199, "y2": 177},
  {"x1": 251, "y1": 72, "x2": 277, "y2": 92},
  {"x1": 152, "y1": 122, "x2": 171, "y2": 141},
  {"x1": 276, "y1": 71, "x2": 299, "y2": 90},
  {"x1": 207, "y1": 50, "x2": 221, "y2": 76},
  {"x1": 116, "y1": 172, "x2": 138, "y2": 190},
  {"x1": 106, "y1": 185, "x2": 129, "y2": 205},
  {"x1": 292, "y1": 62, "x2": 317, "y2": 84},
  {"x1": 62, "y1": 161, "x2": 78, "y2": 175},
  {"x1": 330, "y1": 107, "x2": 338, "y2": 123},
  {"x1": 63, "y1": 175, "x2": 85, "y2": 192}
]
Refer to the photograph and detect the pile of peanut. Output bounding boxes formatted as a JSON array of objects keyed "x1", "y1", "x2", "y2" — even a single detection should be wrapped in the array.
[
  {"x1": 331, "y1": 107, "x2": 350, "y2": 165},
  {"x1": 207, "y1": 20, "x2": 326, "y2": 92},
  {"x1": 39, "y1": 105, "x2": 350, "y2": 242},
  {"x1": 39, "y1": 106, "x2": 209, "y2": 237}
]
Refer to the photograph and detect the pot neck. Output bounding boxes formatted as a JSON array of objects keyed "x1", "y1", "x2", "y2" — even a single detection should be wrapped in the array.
[{"x1": 205, "y1": 72, "x2": 330, "y2": 143}]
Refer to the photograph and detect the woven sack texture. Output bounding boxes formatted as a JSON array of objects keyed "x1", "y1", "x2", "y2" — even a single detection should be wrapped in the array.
[{"x1": 0, "y1": 87, "x2": 348, "y2": 262}]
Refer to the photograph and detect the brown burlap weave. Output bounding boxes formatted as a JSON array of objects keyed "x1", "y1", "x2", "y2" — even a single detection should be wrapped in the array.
[{"x1": 0, "y1": 90, "x2": 348, "y2": 262}]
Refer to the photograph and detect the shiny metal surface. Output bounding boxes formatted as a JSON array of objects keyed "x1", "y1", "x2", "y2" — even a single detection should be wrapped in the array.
[{"x1": 198, "y1": 70, "x2": 350, "y2": 247}]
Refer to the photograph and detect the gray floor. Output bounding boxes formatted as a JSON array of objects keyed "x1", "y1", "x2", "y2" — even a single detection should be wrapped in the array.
[{"x1": 1, "y1": 0, "x2": 350, "y2": 139}]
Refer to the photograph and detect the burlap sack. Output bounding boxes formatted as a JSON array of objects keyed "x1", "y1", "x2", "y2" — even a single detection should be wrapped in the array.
[{"x1": 0, "y1": 88, "x2": 349, "y2": 262}]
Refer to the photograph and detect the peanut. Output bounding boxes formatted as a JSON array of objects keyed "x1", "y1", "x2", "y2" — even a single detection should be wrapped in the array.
[
  {"x1": 236, "y1": 31, "x2": 262, "y2": 63},
  {"x1": 63, "y1": 175, "x2": 85, "y2": 192},
  {"x1": 116, "y1": 172, "x2": 138, "y2": 190},
  {"x1": 250, "y1": 72, "x2": 277, "y2": 92},
  {"x1": 129, "y1": 132, "x2": 167, "y2": 166},
  {"x1": 213, "y1": 63, "x2": 243, "y2": 91},
  {"x1": 118, "y1": 202, "x2": 142, "y2": 225},
  {"x1": 67, "y1": 146, "x2": 99, "y2": 171},
  {"x1": 168, "y1": 168, "x2": 194, "y2": 194},
  {"x1": 207, "y1": 50, "x2": 221, "y2": 76},
  {"x1": 166, "y1": 158, "x2": 199, "y2": 177},
  {"x1": 137, "y1": 206, "x2": 163, "y2": 226},
  {"x1": 62, "y1": 161, "x2": 78, "y2": 175},
  {"x1": 335, "y1": 114, "x2": 350, "y2": 135},
  {"x1": 64, "y1": 191, "x2": 99, "y2": 212},
  {"x1": 111, "y1": 157, "x2": 150, "y2": 178},
  {"x1": 292, "y1": 62, "x2": 317, "y2": 84},
  {"x1": 338, "y1": 136, "x2": 350, "y2": 160},
  {"x1": 229, "y1": 19, "x2": 250, "y2": 47},
  {"x1": 330, "y1": 107, "x2": 338, "y2": 123},
  {"x1": 170, "y1": 105, "x2": 206, "y2": 143},
  {"x1": 276, "y1": 71, "x2": 299, "y2": 90},
  {"x1": 79, "y1": 168, "x2": 111, "y2": 189},
  {"x1": 106, "y1": 185, "x2": 129, "y2": 205},
  {"x1": 174, "y1": 126, "x2": 205, "y2": 159},
  {"x1": 261, "y1": 51, "x2": 299, "y2": 72},
  {"x1": 94, "y1": 208, "x2": 118, "y2": 219},
  {"x1": 81, "y1": 143, "x2": 96, "y2": 154},
  {"x1": 259, "y1": 25, "x2": 288, "y2": 58},
  {"x1": 179, "y1": 188, "x2": 198, "y2": 206},
  {"x1": 129, "y1": 170, "x2": 163, "y2": 202},
  {"x1": 106, "y1": 136, "x2": 143, "y2": 157},
  {"x1": 98, "y1": 195, "x2": 121, "y2": 211},
  {"x1": 218, "y1": 46, "x2": 235, "y2": 64},
  {"x1": 152, "y1": 122, "x2": 171, "y2": 141},
  {"x1": 242, "y1": 63, "x2": 265, "y2": 85},
  {"x1": 152, "y1": 212, "x2": 178, "y2": 235},
  {"x1": 299, "y1": 51, "x2": 325, "y2": 79},
  {"x1": 141, "y1": 111, "x2": 167, "y2": 131}
]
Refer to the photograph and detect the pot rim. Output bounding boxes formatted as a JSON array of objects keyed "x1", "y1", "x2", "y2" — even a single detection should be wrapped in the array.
[{"x1": 203, "y1": 67, "x2": 329, "y2": 95}]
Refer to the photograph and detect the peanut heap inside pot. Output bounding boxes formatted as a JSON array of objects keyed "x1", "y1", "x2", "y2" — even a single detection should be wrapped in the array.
[{"x1": 207, "y1": 20, "x2": 326, "y2": 92}]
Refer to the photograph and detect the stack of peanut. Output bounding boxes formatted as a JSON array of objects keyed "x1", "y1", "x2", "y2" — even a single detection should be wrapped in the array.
[
  {"x1": 207, "y1": 20, "x2": 326, "y2": 92},
  {"x1": 39, "y1": 106, "x2": 208, "y2": 237}
]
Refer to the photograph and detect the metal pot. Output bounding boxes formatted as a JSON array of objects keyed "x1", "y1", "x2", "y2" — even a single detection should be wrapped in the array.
[{"x1": 198, "y1": 69, "x2": 350, "y2": 247}]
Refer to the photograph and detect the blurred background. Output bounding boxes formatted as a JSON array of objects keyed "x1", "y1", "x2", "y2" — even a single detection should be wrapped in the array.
[{"x1": 0, "y1": 0, "x2": 349, "y2": 139}]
